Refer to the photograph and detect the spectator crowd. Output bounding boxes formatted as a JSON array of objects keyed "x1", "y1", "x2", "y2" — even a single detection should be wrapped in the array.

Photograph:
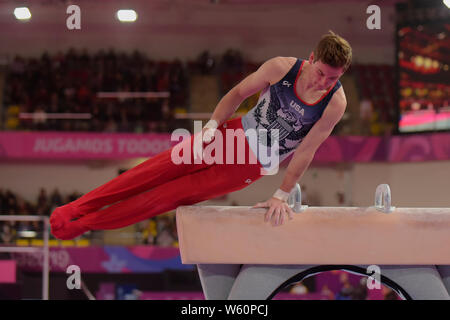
[
  {"x1": 4, "y1": 49, "x2": 188, "y2": 133},
  {"x1": 2, "y1": 48, "x2": 397, "y2": 136}
]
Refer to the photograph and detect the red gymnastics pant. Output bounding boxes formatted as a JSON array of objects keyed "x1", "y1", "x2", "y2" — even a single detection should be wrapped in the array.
[{"x1": 50, "y1": 117, "x2": 264, "y2": 240}]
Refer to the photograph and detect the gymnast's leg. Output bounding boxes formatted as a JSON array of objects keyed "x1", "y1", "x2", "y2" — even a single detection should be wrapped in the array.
[
  {"x1": 50, "y1": 132, "x2": 208, "y2": 232},
  {"x1": 51, "y1": 151, "x2": 263, "y2": 239},
  {"x1": 50, "y1": 117, "x2": 255, "y2": 238}
]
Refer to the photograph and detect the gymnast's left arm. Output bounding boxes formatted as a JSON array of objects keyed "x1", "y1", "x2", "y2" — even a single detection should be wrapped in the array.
[{"x1": 253, "y1": 89, "x2": 347, "y2": 226}]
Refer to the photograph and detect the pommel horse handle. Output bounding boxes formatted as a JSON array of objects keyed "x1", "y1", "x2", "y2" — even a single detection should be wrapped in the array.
[
  {"x1": 288, "y1": 183, "x2": 308, "y2": 213},
  {"x1": 374, "y1": 184, "x2": 395, "y2": 213},
  {"x1": 288, "y1": 183, "x2": 394, "y2": 214},
  {"x1": 176, "y1": 184, "x2": 450, "y2": 265}
]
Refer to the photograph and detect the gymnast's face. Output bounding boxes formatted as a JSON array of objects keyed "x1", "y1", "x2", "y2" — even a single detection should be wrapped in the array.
[{"x1": 307, "y1": 52, "x2": 345, "y2": 91}]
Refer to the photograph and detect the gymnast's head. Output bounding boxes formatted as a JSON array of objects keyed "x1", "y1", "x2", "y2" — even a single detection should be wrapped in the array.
[{"x1": 307, "y1": 30, "x2": 352, "y2": 90}]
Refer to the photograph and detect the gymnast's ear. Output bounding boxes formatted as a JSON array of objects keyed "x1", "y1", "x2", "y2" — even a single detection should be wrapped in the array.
[{"x1": 308, "y1": 52, "x2": 315, "y2": 64}]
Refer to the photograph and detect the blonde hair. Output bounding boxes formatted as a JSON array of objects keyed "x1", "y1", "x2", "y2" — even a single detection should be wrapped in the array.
[{"x1": 314, "y1": 30, "x2": 352, "y2": 71}]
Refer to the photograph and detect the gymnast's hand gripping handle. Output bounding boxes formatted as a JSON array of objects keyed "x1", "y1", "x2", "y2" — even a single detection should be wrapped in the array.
[{"x1": 273, "y1": 184, "x2": 308, "y2": 213}]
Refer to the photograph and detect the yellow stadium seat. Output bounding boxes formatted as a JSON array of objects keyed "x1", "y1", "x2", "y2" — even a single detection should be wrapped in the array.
[
  {"x1": 31, "y1": 239, "x2": 44, "y2": 246},
  {"x1": 49, "y1": 240, "x2": 60, "y2": 247},
  {"x1": 15, "y1": 239, "x2": 30, "y2": 246},
  {"x1": 61, "y1": 240, "x2": 75, "y2": 247},
  {"x1": 75, "y1": 239, "x2": 91, "y2": 247}
]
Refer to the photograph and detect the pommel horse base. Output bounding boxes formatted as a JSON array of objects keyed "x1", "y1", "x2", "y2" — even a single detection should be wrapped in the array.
[{"x1": 175, "y1": 184, "x2": 450, "y2": 300}]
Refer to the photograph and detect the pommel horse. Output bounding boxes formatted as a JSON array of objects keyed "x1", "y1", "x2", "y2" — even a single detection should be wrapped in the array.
[{"x1": 176, "y1": 184, "x2": 450, "y2": 300}]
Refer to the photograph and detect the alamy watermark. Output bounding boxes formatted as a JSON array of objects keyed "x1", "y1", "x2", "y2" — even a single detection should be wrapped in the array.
[
  {"x1": 66, "y1": 5, "x2": 81, "y2": 30},
  {"x1": 366, "y1": 5, "x2": 381, "y2": 30},
  {"x1": 366, "y1": 265, "x2": 381, "y2": 290},
  {"x1": 65, "y1": 5, "x2": 379, "y2": 31},
  {"x1": 66, "y1": 264, "x2": 81, "y2": 290}
]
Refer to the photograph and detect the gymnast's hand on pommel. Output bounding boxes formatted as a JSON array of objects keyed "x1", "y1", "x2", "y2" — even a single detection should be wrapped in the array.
[{"x1": 253, "y1": 190, "x2": 294, "y2": 227}]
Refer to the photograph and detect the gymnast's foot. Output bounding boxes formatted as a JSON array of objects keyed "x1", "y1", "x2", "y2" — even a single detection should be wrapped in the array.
[
  {"x1": 50, "y1": 203, "x2": 78, "y2": 230},
  {"x1": 51, "y1": 218, "x2": 90, "y2": 240},
  {"x1": 50, "y1": 204, "x2": 90, "y2": 239}
]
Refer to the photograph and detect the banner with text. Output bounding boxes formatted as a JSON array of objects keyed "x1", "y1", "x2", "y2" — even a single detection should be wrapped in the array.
[
  {"x1": 0, "y1": 132, "x2": 176, "y2": 159},
  {"x1": 0, "y1": 132, "x2": 449, "y2": 163}
]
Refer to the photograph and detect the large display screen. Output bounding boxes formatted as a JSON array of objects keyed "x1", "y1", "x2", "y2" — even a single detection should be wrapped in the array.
[{"x1": 397, "y1": 22, "x2": 450, "y2": 133}]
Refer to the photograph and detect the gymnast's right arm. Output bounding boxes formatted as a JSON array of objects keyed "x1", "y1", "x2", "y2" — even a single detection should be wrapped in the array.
[{"x1": 208, "y1": 57, "x2": 291, "y2": 126}]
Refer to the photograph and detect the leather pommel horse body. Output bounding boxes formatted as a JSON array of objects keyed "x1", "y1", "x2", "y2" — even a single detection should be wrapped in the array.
[{"x1": 176, "y1": 205, "x2": 450, "y2": 265}]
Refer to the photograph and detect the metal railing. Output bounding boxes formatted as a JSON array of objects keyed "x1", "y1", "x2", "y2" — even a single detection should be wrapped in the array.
[{"x1": 0, "y1": 215, "x2": 49, "y2": 300}]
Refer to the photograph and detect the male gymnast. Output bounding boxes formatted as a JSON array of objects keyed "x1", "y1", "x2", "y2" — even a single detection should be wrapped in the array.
[{"x1": 50, "y1": 30, "x2": 351, "y2": 240}]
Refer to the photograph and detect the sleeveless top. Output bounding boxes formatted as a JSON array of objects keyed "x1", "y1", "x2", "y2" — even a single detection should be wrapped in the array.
[{"x1": 241, "y1": 58, "x2": 342, "y2": 171}]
